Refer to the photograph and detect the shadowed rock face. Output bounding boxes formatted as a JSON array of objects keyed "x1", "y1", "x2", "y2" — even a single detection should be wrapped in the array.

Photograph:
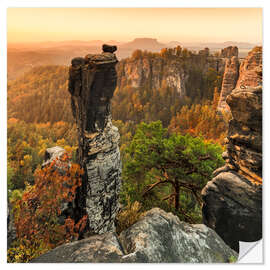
[
  {"x1": 202, "y1": 86, "x2": 262, "y2": 252},
  {"x1": 68, "y1": 45, "x2": 121, "y2": 234},
  {"x1": 31, "y1": 208, "x2": 237, "y2": 263}
]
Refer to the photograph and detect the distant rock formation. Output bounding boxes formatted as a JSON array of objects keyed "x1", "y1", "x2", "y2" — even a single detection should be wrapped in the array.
[
  {"x1": 221, "y1": 46, "x2": 238, "y2": 58},
  {"x1": 199, "y1": 47, "x2": 210, "y2": 56},
  {"x1": 217, "y1": 56, "x2": 239, "y2": 111},
  {"x1": 31, "y1": 208, "x2": 237, "y2": 263},
  {"x1": 117, "y1": 55, "x2": 188, "y2": 96},
  {"x1": 217, "y1": 46, "x2": 262, "y2": 112},
  {"x1": 202, "y1": 85, "x2": 262, "y2": 252},
  {"x1": 68, "y1": 45, "x2": 121, "y2": 234}
]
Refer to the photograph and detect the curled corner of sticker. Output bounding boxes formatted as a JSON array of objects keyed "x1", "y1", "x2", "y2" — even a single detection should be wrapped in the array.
[{"x1": 237, "y1": 239, "x2": 263, "y2": 263}]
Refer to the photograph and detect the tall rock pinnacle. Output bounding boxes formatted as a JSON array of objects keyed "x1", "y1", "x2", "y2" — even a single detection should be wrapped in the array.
[{"x1": 68, "y1": 45, "x2": 121, "y2": 234}]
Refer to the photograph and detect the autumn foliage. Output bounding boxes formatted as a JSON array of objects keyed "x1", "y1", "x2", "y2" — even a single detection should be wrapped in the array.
[{"x1": 8, "y1": 154, "x2": 87, "y2": 263}]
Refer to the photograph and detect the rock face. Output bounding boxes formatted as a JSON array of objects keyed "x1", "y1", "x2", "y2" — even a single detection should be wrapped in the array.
[
  {"x1": 221, "y1": 46, "x2": 238, "y2": 58},
  {"x1": 32, "y1": 208, "x2": 237, "y2": 263},
  {"x1": 217, "y1": 46, "x2": 262, "y2": 112},
  {"x1": 68, "y1": 45, "x2": 121, "y2": 234},
  {"x1": 218, "y1": 56, "x2": 239, "y2": 111},
  {"x1": 236, "y1": 46, "x2": 262, "y2": 88},
  {"x1": 202, "y1": 86, "x2": 262, "y2": 252},
  {"x1": 117, "y1": 56, "x2": 188, "y2": 96}
]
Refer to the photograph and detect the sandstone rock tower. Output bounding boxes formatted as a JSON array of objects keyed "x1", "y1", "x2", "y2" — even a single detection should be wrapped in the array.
[
  {"x1": 68, "y1": 45, "x2": 121, "y2": 234},
  {"x1": 202, "y1": 84, "x2": 262, "y2": 252},
  {"x1": 217, "y1": 46, "x2": 262, "y2": 112}
]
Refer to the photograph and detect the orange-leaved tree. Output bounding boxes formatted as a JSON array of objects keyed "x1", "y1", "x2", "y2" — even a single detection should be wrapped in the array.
[{"x1": 8, "y1": 153, "x2": 87, "y2": 263}]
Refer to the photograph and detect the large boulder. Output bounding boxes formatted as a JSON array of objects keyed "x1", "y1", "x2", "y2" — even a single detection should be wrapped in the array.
[
  {"x1": 32, "y1": 208, "x2": 237, "y2": 263},
  {"x1": 31, "y1": 232, "x2": 123, "y2": 263},
  {"x1": 202, "y1": 171, "x2": 262, "y2": 252},
  {"x1": 119, "y1": 208, "x2": 237, "y2": 263}
]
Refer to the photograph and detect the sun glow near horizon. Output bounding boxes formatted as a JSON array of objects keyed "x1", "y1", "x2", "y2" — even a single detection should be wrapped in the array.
[{"x1": 7, "y1": 8, "x2": 262, "y2": 44}]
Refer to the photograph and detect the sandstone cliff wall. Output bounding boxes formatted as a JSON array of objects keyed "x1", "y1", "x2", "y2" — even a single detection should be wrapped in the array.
[
  {"x1": 116, "y1": 52, "x2": 226, "y2": 98},
  {"x1": 117, "y1": 56, "x2": 188, "y2": 96}
]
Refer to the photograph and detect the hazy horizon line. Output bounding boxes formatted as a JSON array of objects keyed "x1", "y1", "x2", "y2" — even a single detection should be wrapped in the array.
[{"x1": 7, "y1": 38, "x2": 262, "y2": 45}]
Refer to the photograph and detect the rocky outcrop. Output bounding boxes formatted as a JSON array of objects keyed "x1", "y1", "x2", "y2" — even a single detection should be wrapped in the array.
[
  {"x1": 32, "y1": 208, "x2": 237, "y2": 263},
  {"x1": 217, "y1": 46, "x2": 262, "y2": 112},
  {"x1": 236, "y1": 46, "x2": 262, "y2": 88},
  {"x1": 217, "y1": 56, "x2": 239, "y2": 111},
  {"x1": 202, "y1": 86, "x2": 262, "y2": 252},
  {"x1": 68, "y1": 45, "x2": 121, "y2": 234},
  {"x1": 221, "y1": 46, "x2": 238, "y2": 58}
]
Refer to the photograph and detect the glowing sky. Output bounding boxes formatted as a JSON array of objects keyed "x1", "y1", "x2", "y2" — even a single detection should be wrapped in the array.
[{"x1": 7, "y1": 8, "x2": 262, "y2": 43}]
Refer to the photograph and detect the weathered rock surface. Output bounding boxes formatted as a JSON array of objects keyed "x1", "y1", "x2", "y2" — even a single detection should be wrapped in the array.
[
  {"x1": 221, "y1": 46, "x2": 238, "y2": 58},
  {"x1": 218, "y1": 56, "x2": 239, "y2": 111},
  {"x1": 202, "y1": 171, "x2": 262, "y2": 252},
  {"x1": 68, "y1": 45, "x2": 121, "y2": 234},
  {"x1": 31, "y1": 232, "x2": 123, "y2": 263},
  {"x1": 117, "y1": 52, "x2": 226, "y2": 97},
  {"x1": 119, "y1": 208, "x2": 237, "y2": 263},
  {"x1": 202, "y1": 85, "x2": 262, "y2": 252},
  {"x1": 226, "y1": 86, "x2": 262, "y2": 180},
  {"x1": 236, "y1": 46, "x2": 262, "y2": 88},
  {"x1": 32, "y1": 208, "x2": 237, "y2": 263},
  {"x1": 217, "y1": 46, "x2": 262, "y2": 112}
]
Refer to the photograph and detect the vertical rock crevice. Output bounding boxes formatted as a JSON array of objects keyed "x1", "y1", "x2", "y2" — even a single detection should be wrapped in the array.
[{"x1": 68, "y1": 45, "x2": 121, "y2": 234}]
